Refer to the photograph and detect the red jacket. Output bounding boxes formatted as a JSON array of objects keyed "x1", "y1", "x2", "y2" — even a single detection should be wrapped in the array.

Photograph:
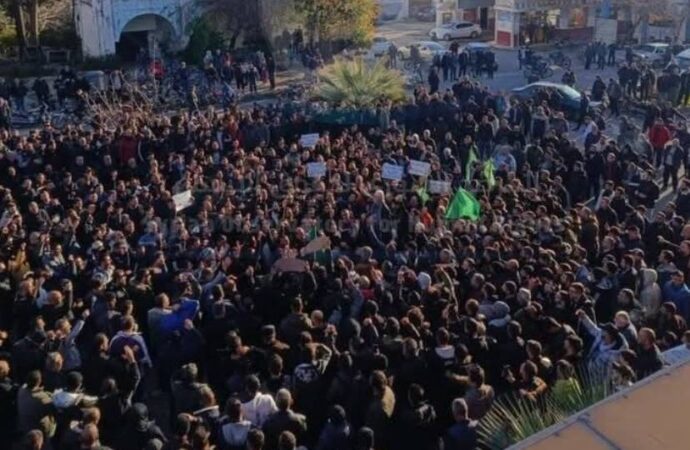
[
  {"x1": 118, "y1": 135, "x2": 138, "y2": 165},
  {"x1": 649, "y1": 123, "x2": 671, "y2": 150}
]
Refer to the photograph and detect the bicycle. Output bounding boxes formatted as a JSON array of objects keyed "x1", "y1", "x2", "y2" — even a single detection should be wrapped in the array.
[{"x1": 404, "y1": 63, "x2": 425, "y2": 86}]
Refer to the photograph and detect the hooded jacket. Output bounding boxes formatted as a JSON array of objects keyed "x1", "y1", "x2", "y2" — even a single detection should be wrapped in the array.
[
  {"x1": 397, "y1": 401, "x2": 439, "y2": 450},
  {"x1": 580, "y1": 315, "x2": 629, "y2": 370},
  {"x1": 640, "y1": 269, "x2": 662, "y2": 318},
  {"x1": 663, "y1": 280, "x2": 690, "y2": 320}
]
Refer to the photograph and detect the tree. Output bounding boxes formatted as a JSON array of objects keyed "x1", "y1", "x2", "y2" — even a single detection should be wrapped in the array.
[
  {"x1": 294, "y1": 0, "x2": 377, "y2": 47},
  {"x1": 0, "y1": 0, "x2": 72, "y2": 57},
  {"x1": 314, "y1": 58, "x2": 405, "y2": 108},
  {"x1": 184, "y1": 18, "x2": 225, "y2": 64}
]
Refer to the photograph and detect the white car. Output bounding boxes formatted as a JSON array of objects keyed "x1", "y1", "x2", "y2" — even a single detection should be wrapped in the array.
[
  {"x1": 397, "y1": 41, "x2": 446, "y2": 61},
  {"x1": 429, "y1": 21, "x2": 481, "y2": 41},
  {"x1": 370, "y1": 37, "x2": 394, "y2": 57},
  {"x1": 632, "y1": 43, "x2": 669, "y2": 67}
]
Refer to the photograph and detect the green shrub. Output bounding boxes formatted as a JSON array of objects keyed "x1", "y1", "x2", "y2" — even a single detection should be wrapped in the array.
[
  {"x1": 184, "y1": 18, "x2": 226, "y2": 65},
  {"x1": 41, "y1": 24, "x2": 80, "y2": 50}
]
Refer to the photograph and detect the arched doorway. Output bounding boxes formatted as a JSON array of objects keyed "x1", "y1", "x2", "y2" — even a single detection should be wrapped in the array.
[{"x1": 117, "y1": 14, "x2": 176, "y2": 61}]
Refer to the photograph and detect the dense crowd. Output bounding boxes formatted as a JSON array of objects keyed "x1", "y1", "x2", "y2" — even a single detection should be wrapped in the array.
[{"x1": 2, "y1": 55, "x2": 690, "y2": 450}]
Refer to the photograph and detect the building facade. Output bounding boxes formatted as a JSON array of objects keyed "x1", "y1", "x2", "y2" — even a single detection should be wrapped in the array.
[
  {"x1": 378, "y1": 0, "x2": 411, "y2": 20},
  {"x1": 435, "y1": 0, "x2": 495, "y2": 30},
  {"x1": 74, "y1": 0, "x2": 203, "y2": 58},
  {"x1": 493, "y1": 0, "x2": 598, "y2": 47}
]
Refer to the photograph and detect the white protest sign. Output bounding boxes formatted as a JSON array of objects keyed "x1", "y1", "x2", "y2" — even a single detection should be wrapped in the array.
[
  {"x1": 173, "y1": 190, "x2": 194, "y2": 212},
  {"x1": 408, "y1": 160, "x2": 431, "y2": 177},
  {"x1": 382, "y1": 163, "x2": 404, "y2": 181},
  {"x1": 307, "y1": 162, "x2": 327, "y2": 178},
  {"x1": 428, "y1": 180, "x2": 452, "y2": 194},
  {"x1": 273, "y1": 257, "x2": 309, "y2": 273},
  {"x1": 301, "y1": 235, "x2": 331, "y2": 256},
  {"x1": 299, "y1": 133, "x2": 320, "y2": 148}
]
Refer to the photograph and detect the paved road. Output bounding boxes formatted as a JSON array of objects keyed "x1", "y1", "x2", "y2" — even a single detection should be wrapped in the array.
[{"x1": 375, "y1": 20, "x2": 620, "y2": 93}]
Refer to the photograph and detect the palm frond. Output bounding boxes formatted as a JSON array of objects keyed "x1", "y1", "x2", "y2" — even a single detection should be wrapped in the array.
[
  {"x1": 313, "y1": 57, "x2": 405, "y2": 108},
  {"x1": 479, "y1": 369, "x2": 613, "y2": 449}
]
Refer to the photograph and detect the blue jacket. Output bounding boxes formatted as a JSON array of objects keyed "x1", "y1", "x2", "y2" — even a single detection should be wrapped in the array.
[
  {"x1": 662, "y1": 281, "x2": 690, "y2": 320},
  {"x1": 444, "y1": 421, "x2": 478, "y2": 450},
  {"x1": 159, "y1": 298, "x2": 200, "y2": 335}
]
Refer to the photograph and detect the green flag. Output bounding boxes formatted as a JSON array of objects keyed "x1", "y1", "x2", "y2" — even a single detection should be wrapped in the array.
[
  {"x1": 308, "y1": 224, "x2": 329, "y2": 265},
  {"x1": 483, "y1": 160, "x2": 496, "y2": 189},
  {"x1": 465, "y1": 145, "x2": 478, "y2": 183},
  {"x1": 416, "y1": 183, "x2": 430, "y2": 205},
  {"x1": 445, "y1": 187, "x2": 481, "y2": 221}
]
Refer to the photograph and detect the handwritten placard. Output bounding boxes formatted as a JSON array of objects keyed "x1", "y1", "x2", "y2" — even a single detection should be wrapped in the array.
[
  {"x1": 382, "y1": 163, "x2": 404, "y2": 181},
  {"x1": 408, "y1": 160, "x2": 431, "y2": 177},
  {"x1": 273, "y1": 257, "x2": 309, "y2": 273},
  {"x1": 173, "y1": 190, "x2": 194, "y2": 212},
  {"x1": 307, "y1": 162, "x2": 327, "y2": 178},
  {"x1": 428, "y1": 180, "x2": 452, "y2": 194},
  {"x1": 299, "y1": 133, "x2": 320, "y2": 148}
]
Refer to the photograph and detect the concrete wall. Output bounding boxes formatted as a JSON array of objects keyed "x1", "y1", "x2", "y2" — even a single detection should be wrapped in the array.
[{"x1": 75, "y1": 0, "x2": 203, "y2": 57}]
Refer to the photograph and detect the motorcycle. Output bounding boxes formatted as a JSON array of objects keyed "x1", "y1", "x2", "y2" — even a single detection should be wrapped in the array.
[
  {"x1": 549, "y1": 50, "x2": 572, "y2": 68},
  {"x1": 523, "y1": 57, "x2": 553, "y2": 81}
]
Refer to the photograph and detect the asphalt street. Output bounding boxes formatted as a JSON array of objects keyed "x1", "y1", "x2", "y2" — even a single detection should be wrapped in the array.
[{"x1": 375, "y1": 20, "x2": 620, "y2": 94}]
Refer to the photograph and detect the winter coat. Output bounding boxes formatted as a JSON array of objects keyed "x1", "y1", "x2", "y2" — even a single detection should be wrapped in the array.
[
  {"x1": 639, "y1": 269, "x2": 662, "y2": 319},
  {"x1": 662, "y1": 281, "x2": 690, "y2": 320},
  {"x1": 580, "y1": 314, "x2": 628, "y2": 370},
  {"x1": 649, "y1": 123, "x2": 671, "y2": 151},
  {"x1": 397, "y1": 402, "x2": 439, "y2": 450},
  {"x1": 218, "y1": 419, "x2": 252, "y2": 450},
  {"x1": 316, "y1": 422, "x2": 351, "y2": 450}
]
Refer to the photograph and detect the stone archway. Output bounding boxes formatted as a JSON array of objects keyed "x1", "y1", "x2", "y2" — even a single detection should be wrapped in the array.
[{"x1": 117, "y1": 14, "x2": 178, "y2": 61}]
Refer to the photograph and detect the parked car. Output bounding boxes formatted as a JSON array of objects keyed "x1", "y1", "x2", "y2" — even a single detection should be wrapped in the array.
[
  {"x1": 413, "y1": 6, "x2": 436, "y2": 22},
  {"x1": 511, "y1": 81, "x2": 595, "y2": 119},
  {"x1": 632, "y1": 43, "x2": 670, "y2": 67},
  {"x1": 397, "y1": 41, "x2": 446, "y2": 61},
  {"x1": 463, "y1": 42, "x2": 493, "y2": 55},
  {"x1": 675, "y1": 48, "x2": 690, "y2": 69},
  {"x1": 429, "y1": 21, "x2": 481, "y2": 41},
  {"x1": 370, "y1": 37, "x2": 394, "y2": 57}
]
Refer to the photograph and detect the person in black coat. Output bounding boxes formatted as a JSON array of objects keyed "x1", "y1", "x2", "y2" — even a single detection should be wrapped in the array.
[
  {"x1": 634, "y1": 328, "x2": 663, "y2": 380},
  {"x1": 262, "y1": 389, "x2": 307, "y2": 450},
  {"x1": 428, "y1": 68, "x2": 440, "y2": 95},
  {"x1": 0, "y1": 360, "x2": 17, "y2": 440},
  {"x1": 116, "y1": 403, "x2": 167, "y2": 450},
  {"x1": 396, "y1": 384, "x2": 439, "y2": 450}
]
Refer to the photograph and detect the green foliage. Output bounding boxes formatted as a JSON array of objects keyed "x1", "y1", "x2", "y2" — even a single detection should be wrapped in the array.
[
  {"x1": 40, "y1": 24, "x2": 79, "y2": 50},
  {"x1": 0, "y1": 2, "x2": 16, "y2": 55},
  {"x1": 479, "y1": 395, "x2": 563, "y2": 450},
  {"x1": 314, "y1": 58, "x2": 405, "y2": 108},
  {"x1": 295, "y1": 0, "x2": 377, "y2": 47},
  {"x1": 184, "y1": 18, "x2": 225, "y2": 65},
  {"x1": 479, "y1": 370, "x2": 611, "y2": 449}
]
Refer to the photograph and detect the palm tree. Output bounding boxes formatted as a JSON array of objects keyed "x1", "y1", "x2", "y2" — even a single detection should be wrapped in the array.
[
  {"x1": 313, "y1": 57, "x2": 406, "y2": 108},
  {"x1": 478, "y1": 369, "x2": 611, "y2": 449}
]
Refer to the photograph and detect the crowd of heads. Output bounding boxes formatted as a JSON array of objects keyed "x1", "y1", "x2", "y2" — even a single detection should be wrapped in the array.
[{"x1": 2, "y1": 47, "x2": 690, "y2": 450}]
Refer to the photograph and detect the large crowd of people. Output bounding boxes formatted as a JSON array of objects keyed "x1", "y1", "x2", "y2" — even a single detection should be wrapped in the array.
[{"x1": 2, "y1": 38, "x2": 690, "y2": 450}]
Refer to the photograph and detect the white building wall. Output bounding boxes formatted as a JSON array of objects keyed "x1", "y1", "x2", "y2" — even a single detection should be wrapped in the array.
[{"x1": 75, "y1": 0, "x2": 203, "y2": 58}]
